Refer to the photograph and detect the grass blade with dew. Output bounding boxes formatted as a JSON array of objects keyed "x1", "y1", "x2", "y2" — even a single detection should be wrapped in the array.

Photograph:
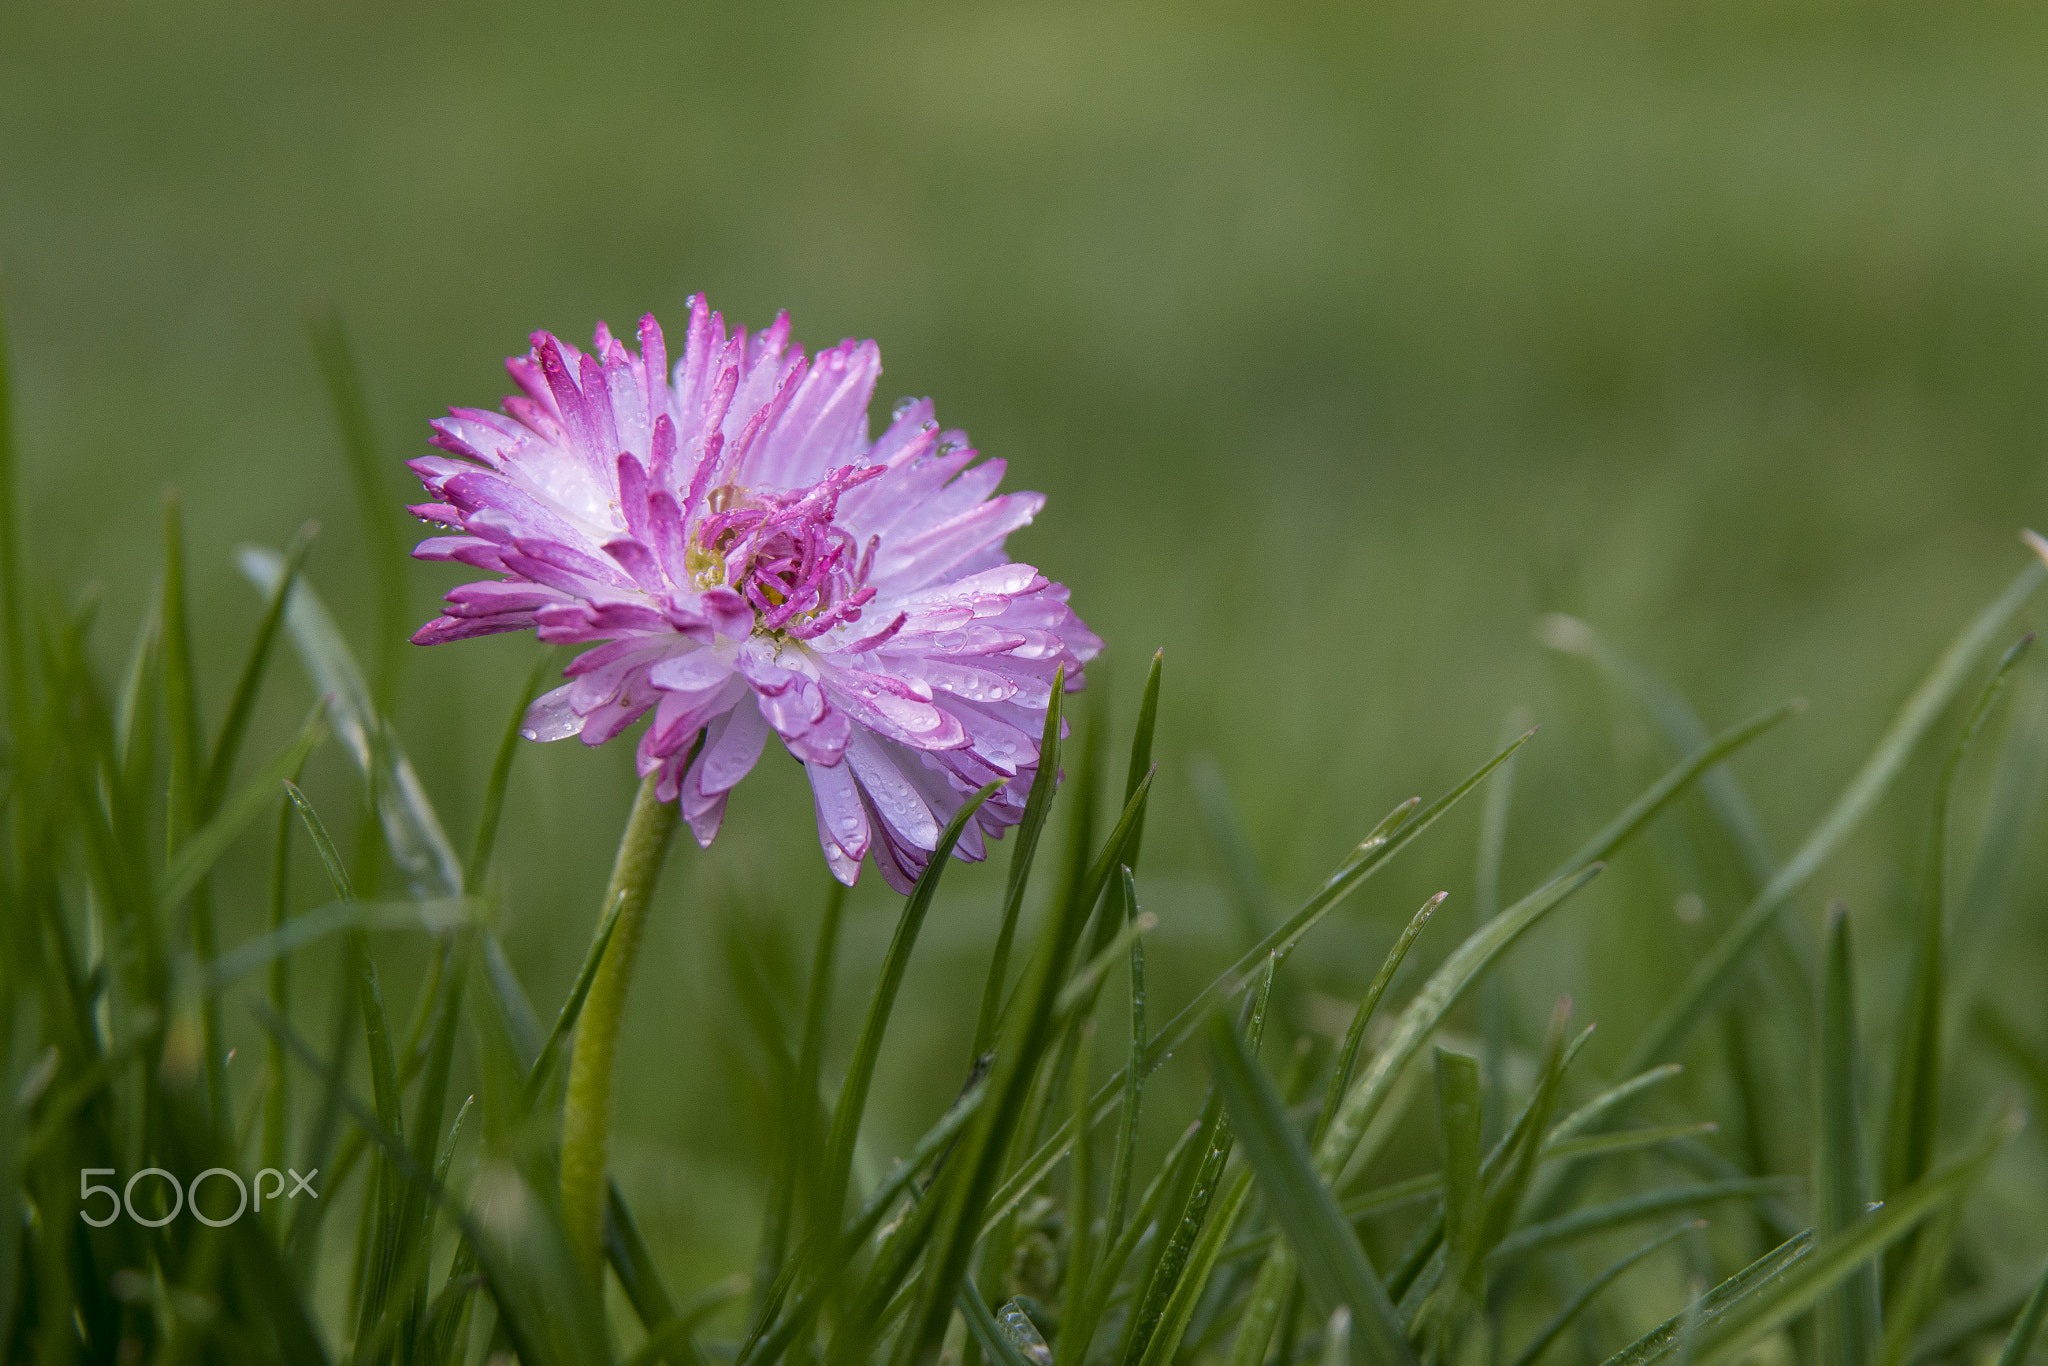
[
  {"x1": 958, "y1": 1280, "x2": 1044, "y2": 1366},
  {"x1": 988, "y1": 726, "x2": 1534, "y2": 1240},
  {"x1": 1680, "y1": 1110, "x2": 2021, "y2": 1366},
  {"x1": 1816, "y1": 906, "x2": 1881, "y2": 1366},
  {"x1": 240, "y1": 545, "x2": 463, "y2": 897},
  {"x1": 895, "y1": 767, "x2": 1156, "y2": 1366},
  {"x1": 1074, "y1": 1118, "x2": 1207, "y2": 1361},
  {"x1": 307, "y1": 313, "x2": 407, "y2": 713},
  {"x1": 1507, "y1": 1221, "x2": 1700, "y2": 1366},
  {"x1": 1600, "y1": 1232, "x2": 1816, "y2": 1366},
  {"x1": 972, "y1": 666, "x2": 1066, "y2": 1060},
  {"x1": 1227, "y1": 888, "x2": 1445, "y2": 1366},
  {"x1": 1135, "y1": 1167, "x2": 1256, "y2": 1366},
  {"x1": 1124, "y1": 962, "x2": 1278, "y2": 1366},
  {"x1": 1318, "y1": 864, "x2": 1602, "y2": 1185},
  {"x1": 1207, "y1": 1010, "x2": 1420, "y2": 1366},
  {"x1": 465, "y1": 647, "x2": 556, "y2": 895},
  {"x1": 812, "y1": 780, "x2": 1003, "y2": 1246},
  {"x1": 201, "y1": 521, "x2": 316, "y2": 818},
  {"x1": 1052, "y1": 871, "x2": 1149, "y2": 1366},
  {"x1": 1884, "y1": 637, "x2": 2031, "y2": 1239},
  {"x1": 1997, "y1": 1255, "x2": 2048, "y2": 1366},
  {"x1": 1316, "y1": 892, "x2": 1448, "y2": 1150},
  {"x1": 1624, "y1": 554, "x2": 2046, "y2": 1080}
]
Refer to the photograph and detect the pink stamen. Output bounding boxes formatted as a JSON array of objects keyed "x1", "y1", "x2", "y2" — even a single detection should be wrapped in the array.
[{"x1": 694, "y1": 463, "x2": 886, "y2": 638}]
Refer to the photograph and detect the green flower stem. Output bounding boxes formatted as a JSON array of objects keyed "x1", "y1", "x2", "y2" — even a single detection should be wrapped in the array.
[{"x1": 561, "y1": 772, "x2": 681, "y2": 1278}]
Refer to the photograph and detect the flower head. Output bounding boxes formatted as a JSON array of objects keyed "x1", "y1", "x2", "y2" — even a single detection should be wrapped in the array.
[{"x1": 409, "y1": 298, "x2": 1101, "y2": 890}]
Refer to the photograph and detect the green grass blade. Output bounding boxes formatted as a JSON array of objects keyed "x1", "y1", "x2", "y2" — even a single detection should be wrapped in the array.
[
  {"x1": 307, "y1": 314, "x2": 407, "y2": 713},
  {"x1": 759, "y1": 877, "x2": 848, "y2": 1311},
  {"x1": 608, "y1": 1184, "x2": 690, "y2": 1366},
  {"x1": 1624, "y1": 557, "x2": 2046, "y2": 1078},
  {"x1": 1206, "y1": 1011, "x2": 1420, "y2": 1366},
  {"x1": 1816, "y1": 907, "x2": 1880, "y2": 1366},
  {"x1": 160, "y1": 489, "x2": 205, "y2": 848},
  {"x1": 1599, "y1": 1232, "x2": 1816, "y2": 1366},
  {"x1": 1124, "y1": 965, "x2": 1278, "y2": 1366},
  {"x1": 897, "y1": 768, "x2": 1157, "y2": 1366},
  {"x1": 1433, "y1": 1047, "x2": 1485, "y2": 1341},
  {"x1": 282, "y1": 779, "x2": 408, "y2": 1343},
  {"x1": 263, "y1": 785, "x2": 300, "y2": 1230},
  {"x1": 1315, "y1": 892, "x2": 1447, "y2": 1150},
  {"x1": 522, "y1": 887, "x2": 628, "y2": 1110},
  {"x1": 1540, "y1": 696, "x2": 1804, "y2": 887},
  {"x1": 1537, "y1": 614, "x2": 1776, "y2": 887},
  {"x1": 1547, "y1": 1065, "x2": 1686, "y2": 1145},
  {"x1": 202, "y1": 522, "x2": 316, "y2": 817},
  {"x1": 1475, "y1": 708, "x2": 1526, "y2": 1146},
  {"x1": 1885, "y1": 635, "x2": 2031, "y2": 1212},
  {"x1": 815, "y1": 780, "x2": 1004, "y2": 1239},
  {"x1": 1057, "y1": 1020, "x2": 1096, "y2": 1366},
  {"x1": 157, "y1": 706, "x2": 328, "y2": 913},
  {"x1": 737, "y1": 1079, "x2": 989, "y2": 1366},
  {"x1": 240, "y1": 545, "x2": 462, "y2": 895},
  {"x1": 1481, "y1": 1003, "x2": 1581, "y2": 1253},
  {"x1": 1317, "y1": 864, "x2": 1603, "y2": 1184},
  {"x1": 1997, "y1": 1255, "x2": 2048, "y2": 1366},
  {"x1": 1102, "y1": 865, "x2": 1147, "y2": 1249},
  {"x1": 1190, "y1": 755, "x2": 1272, "y2": 946},
  {"x1": 988, "y1": 732, "x2": 1532, "y2": 1242},
  {"x1": 253, "y1": 997, "x2": 608, "y2": 1366},
  {"x1": 1508, "y1": 1220, "x2": 1700, "y2": 1366},
  {"x1": 973, "y1": 667, "x2": 1066, "y2": 1057},
  {"x1": 400, "y1": 936, "x2": 470, "y2": 1341},
  {"x1": 1684, "y1": 1112, "x2": 2020, "y2": 1366},
  {"x1": 160, "y1": 490, "x2": 231, "y2": 1131},
  {"x1": 1135, "y1": 1169, "x2": 1256, "y2": 1366},
  {"x1": 1488, "y1": 1179, "x2": 1791, "y2": 1265},
  {"x1": 625, "y1": 1275, "x2": 751, "y2": 1366},
  {"x1": 958, "y1": 1282, "x2": 1043, "y2": 1366},
  {"x1": 464, "y1": 647, "x2": 555, "y2": 894},
  {"x1": 1053, "y1": 908, "x2": 1155, "y2": 1021}
]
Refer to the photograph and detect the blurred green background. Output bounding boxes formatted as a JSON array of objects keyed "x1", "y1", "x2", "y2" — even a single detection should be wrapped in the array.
[{"x1": 8, "y1": 0, "x2": 2048, "y2": 1310}]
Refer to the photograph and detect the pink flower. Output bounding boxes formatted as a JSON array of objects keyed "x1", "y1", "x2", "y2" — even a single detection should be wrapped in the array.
[{"x1": 409, "y1": 298, "x2": 1101, "y2": 891}]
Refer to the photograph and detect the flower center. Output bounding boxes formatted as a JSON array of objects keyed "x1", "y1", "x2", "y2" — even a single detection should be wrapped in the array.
[{"x1": 691, "y1": 466, "x2": 884, "y2": 641}]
